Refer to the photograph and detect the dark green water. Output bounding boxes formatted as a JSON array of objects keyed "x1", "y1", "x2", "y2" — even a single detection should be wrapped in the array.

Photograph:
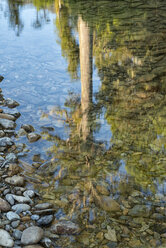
[{"x1": 0, "y1": 0, "x2": 166, "y2": 247}]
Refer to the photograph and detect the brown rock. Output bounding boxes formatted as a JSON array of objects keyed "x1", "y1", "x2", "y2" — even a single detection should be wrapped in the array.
[
  {"x1": 0, "y1": 113, "x2": 15, "y2": 121},
  {"x1": 0, "y1": 197, "x2": 11, "y2": 212},
  {"x1": 27, "y1": 133, "x2": 41, "y2": 143},
  {"x1": 97, "y1": 196, "x2": 121, "y2": 212},
  {"x1": 51, "y1": 220, "x2": 80, "y2": 235}
]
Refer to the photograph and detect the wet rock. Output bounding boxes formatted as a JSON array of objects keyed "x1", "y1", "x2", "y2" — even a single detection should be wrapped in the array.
[
  {"x1": 51, "y1": 220, "x2": 80, "y2": 235},
  {"x1": 31, "y1": 215, "x2": 40, "y2": 221},
  {"x1": 0, "y1": 113, "x2": 15, "y2": 121},
  {"x1": 5, "y1": 109, "x2": 21, "y2": 119},
  {"x1": 23, "y1": 190, "x2": 35, "y2": 198},
  {"x1": 0, "y1": 229, "x2": 14, "y2": 247},
  {"x1": 96, "y1": 184, "x2": 110, "y2": 195},
  {"x1": 128, "y1": 205, "x2": 151, "y2": 217},
  {"x1": 6, "y1": 211, "x2": 20, "y2": 221},
  {"x1": 21, "y1": 226, "x2": 44, "y2": 245},
  {"x1": 34, "y1": 203, "x2": 53, "y2": 210},
  {"x1": 0, "y1": 137, "x2": 13, "y2": 147},
  {"x1": 12, "y1": 204, "x2": 30, "y2": 213},
  {"x1": 0, "y1": 75, "x2": 4, "y2": 82},
  {"x1": 37, "y1": 215, "x2": 53, "y2": 226},
  {"x1": 104, "y1": 226, "x2": 117, "y2": 242},
  {"x1": 98, "y1": 196, "x2": 121, "y2": 212},
  {"x1": 4, "y1": 98, "x2": 19, "y2": 108},
  {"x1": 5, "y1": 153, "x2": 17, "y2": 163},
  {"x1": 0, "y1": 197, "x2": 11, "y2": 211},
  {"x1": 5, "y1": 175, "x2": 25, "y2": 186},
  {"x1": 17, "y1": 128, "x2": 27, "y2": 137},
  {"x1": 0, "y1": 118, "x2": 15, "y2": 129},
  {"x1": 21, "y1": 124, "x2": 35, "y2": 133},
  {"x1": 27, "y1": 133, "x2": 41, "y2": 143}
]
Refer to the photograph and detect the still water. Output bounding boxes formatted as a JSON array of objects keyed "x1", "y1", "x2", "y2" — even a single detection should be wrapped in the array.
[{"x1": 0, "y1": 0, "x2": 166, "y2": 247}]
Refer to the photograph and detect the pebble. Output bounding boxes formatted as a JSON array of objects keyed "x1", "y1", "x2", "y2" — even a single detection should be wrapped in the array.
[
  {"x1": 23, "y1": 190, "x2": 35, "y2": 198},
  {"x1": 0, "y1": 137, "x2": 13, "y2": 147},
  {"x1": 5, "y1": 153, "x2": 17, "y2": 163},
  {"x1": 12, "y1": 204, "x2": 31, "y2": 213},
  {"x1": 51, "y1": 220, "x2": 80, "y2": 235},
  {"x1": 37, "y1": 215, "x2": 53, "y2": 226},
  {"x1": 11, "y1": 220, "x2": 20, "y2": 228},
  {"x1": 21, "y1": 226, "x2": 44, "y2": 245},
  {"x1": 4, "y1": 98, "x2": 19, "y2": 108},
  {"x1": 31, "y1": 215, "x2": 40, "y2": 221},
  {"x1": 0, "y1": 229, "x2": 14, "y2": 247},
  {"x1": 34, "y1": 203, "x2": 53, "y2": 210},
  {"x1": 21, "y1": 124, "x2": 35, "y2": 133},
  {"x1": 0, "y1": 197, "x2": 11, "y2": 211},
  {"x1": 5, "y1": 194, "x2": 15, "y2": 205},
  {"x1": 6, "y1": 211, "x2": 20, "y2": 221},
  {"x1": 98, "y1": 196, "x2": 121, "y2": 212},
  {"x1": 13, "y1": 229, "x2": 22, "y2": 240},
  {"x1": 5, "y1": 175, "x2": 25, "y2": 186},
  {"x1": 12, "y1": 195, "x2": 32, "y2": 204},
  {"x1": 0, "y1": 118, "x2": 15, "y2": 129},
  {"x1": 27, "y1": 133, "x2": 41, "y2": 143}
]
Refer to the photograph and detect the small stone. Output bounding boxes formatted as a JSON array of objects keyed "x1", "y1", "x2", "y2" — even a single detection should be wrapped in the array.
[
  {"x1": 0, "y1": 130, "x2": 5, "y2": 137},
  {"x1": 5, "y1": 194, "x2": 15, "y2": 205},
  {"x1": 51, "y1": 220, "x2": 80, "y2": 235},
  {"x1": 37, "y1": 215, "x2": 53, "y2": 226},
  {"x1": 6, "y1": 153, "x2": 17, "y2": 163},
  {"x1": 5, "y1": 98, "x2": 19, "y2": 108},
  {"x1": 12, "y1": 204, "x2": 30, "y2": 213},
  {"x1": 0, "y1": 119, "x2": 15, "y2": 129},
  {"x1": 23, "y1": 190, "x2": 35, "y2": 198},
  {"x1": 34, "y1": 203, "x2": 53, "y2": 210},
  {"x1": 5, "y1": 176, "x2": 25, "y2": 186},
  {"x1": 104, "y1": 226, "x2": 117, "y2": 242},
  {"x1": 13, "y1": 229, "x2": 22, "y2": 240},
  {"x1": 12, "y1": 195, "x2": 32, "y2": 204},
  {"x1": 21, "y1": 124, "x2": 35, "y2": 133},
  {"x1": 11, "y1": 220, "x2": 20, "y2": 228},
  {"x1": 21, "y1": 226, "x2": 44, "y2": 245},
  {"x1": 98, "y1": 196, "x2": 121, "y2": 212},
  {"x1": 128, "y1": 205, "x2": 150, "y2": 217},
  {"x1": 23, "y1": 245, "x2": 44, "y2": 248},
  {"x1": 3, "y1": 189, "x2": 10, "y2": 195},
  {"x1": 0, "y1": 229, "x2": 14, "y2": 247},
  {"x1": 0, "y1": 137, "x2": 14, "y2": 147},
  {"x1": 0, "y1": 197, "x2": 11, "y2": 212},
  {"x1": 31, "y1": 215, "x2": 40, "y2": 221},
  {"x1": 0, "y1": 75, "x2": 4, "y2": 82},
  {"x1": 6, "y1": 211, "x2": 20, "y2": 221},
  {"x1": 27, "y1": 133, "x2": 41, "y2": 143},
  {"x1": 0, "y1": 113, "x2": 15, "y2": 121}
]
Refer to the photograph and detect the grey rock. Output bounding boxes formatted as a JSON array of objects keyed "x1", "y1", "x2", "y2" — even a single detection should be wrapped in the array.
[
  {"x1": 17, "y1": 128, "x2": 27, "y2": 137},
  {"x1": 5, "y1": 175, "x2": 25, "y2": 186},
  {"x1": 0, "y1": 130, "x2": 5, "y2": 137},
  {"x1": 37, "y1": 215, "x2": 53, "y2": 226},
  {"x1": 0, "y1": 229, "x2": 14, "y2": 247},
  {"x1": 27, "y1": 133, "x2": 41, "y2": 143},
  {"x1": 128, "y1": 205, "x2": 151, "y2": 217},
  {"x1": 5, "y1": 98, "x2": 19, "y2": 108},
  {"x1": 35, "y1": 203, "x2": 53, "y2": 210},
  {"x1": 21, "y1": 226, "x2": 44, "y2": 245},
  {"x1": 5, "y1": 109, "x2": 20, "y2": 119},
  {"x1": 21, "y1": 124, "x2": 35, "y2": 133},
  {"x1": 12, "y1": 204, "x2": 31, "y2": 213},
  {"x1": 11, "y1": 220, "x2": 20, "y2": 228},
  {"x1": 23, "y1": 190, "x2": 35, "y2": 198},
  {"x1": 0, "y1": 197, "x2": 11, "y2": 212},
  {"x1": 31, "y1": 215, "x2": 40, "y2": 221},
  {"x1": 0, "y1": 137, "x2": 13, "y2": 147},
  {"x1": 3, "y1": 189, "x2": 10, "y2": 195},
  {"x1": 6, "y1": 211, "x2": 20, "y2": 221},
  {"x1": 13, "y1": 229, "x2": 22, "y2": 240},
  {"x1": 0, "y1": 118, "x2": 15, "y2": 129},
  {"x1": 6, "y1": 153, "x2": 17, "y2": 163},
  {"x1": 12, "y1": 195, "x2": 32, "y2": 204},
  {"x1": 6, "y1": 194, "x2": 15, "y2": 205}
]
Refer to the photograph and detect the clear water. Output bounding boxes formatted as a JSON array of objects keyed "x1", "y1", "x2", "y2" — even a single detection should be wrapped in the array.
[{"x1": 0, "y1": 0, "x2": 166, "y2": 247}]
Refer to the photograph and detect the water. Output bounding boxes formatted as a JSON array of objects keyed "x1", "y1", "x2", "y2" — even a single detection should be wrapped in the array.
[{"x1": 0, "y1": 0, "x2": 166, "y2": 247}]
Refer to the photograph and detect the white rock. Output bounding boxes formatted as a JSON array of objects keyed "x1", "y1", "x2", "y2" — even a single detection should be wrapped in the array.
[
  {"x1": 6, "y1": 211, "x2": 20, "y2": 221},
  {"x1": 0, "y1": 229, "x2": 14, "y2": 247}
]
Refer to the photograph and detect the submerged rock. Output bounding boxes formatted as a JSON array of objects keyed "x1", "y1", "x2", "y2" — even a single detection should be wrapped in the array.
[
  {"x1": 51, "y1": 220, "x2": 80, "y2": 235},
  {"x1": 0, "y1": 229, "x2": 14, "y2": 247},
  {"x1": 22, "y1": 124, "x2": 35, "y2": 133},
  {"x1": 5, "y1": 175, "x2": 25, "y2": 186},
  {"x1": 98, "y1": 196, "x2": 121, "y2": 212},
  {"x1": 21, "y1": 226, "x2": 44, "y2": 245},
  {"x1": 128, "y1": 205, "x2": 151, "y2": 217},
  {"x1": 27, "y1": 133, "x2": 41, "y2": 142}
]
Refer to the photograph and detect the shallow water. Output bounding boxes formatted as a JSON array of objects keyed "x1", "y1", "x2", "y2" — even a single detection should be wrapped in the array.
[{"x1": 0, "y1": 0, "x2": 166, "y2": 247}]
